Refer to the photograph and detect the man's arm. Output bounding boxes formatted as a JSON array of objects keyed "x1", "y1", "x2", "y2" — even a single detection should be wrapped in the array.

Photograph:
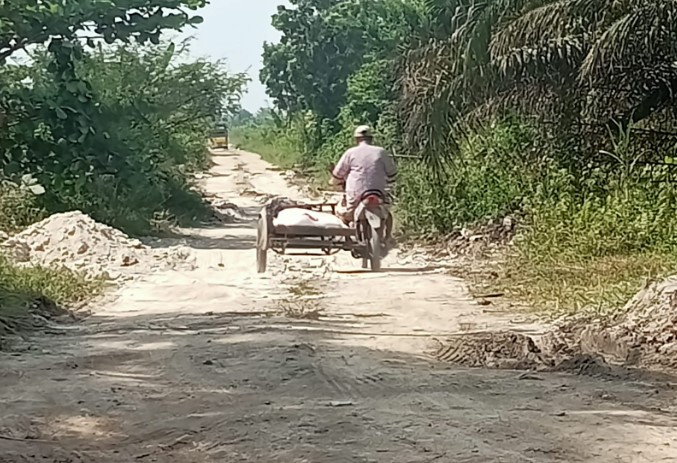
[
  {"x1": 331, "y1": 150, "x2": 351, "y2": 185},
  {"x1": 383, "y1": 149, "x2": 397, "y2": 182}
]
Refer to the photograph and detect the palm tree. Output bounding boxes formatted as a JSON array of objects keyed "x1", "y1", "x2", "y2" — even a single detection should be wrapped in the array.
[{"x1": 399, "y1": 0, "x2": 677, "y2": 165}]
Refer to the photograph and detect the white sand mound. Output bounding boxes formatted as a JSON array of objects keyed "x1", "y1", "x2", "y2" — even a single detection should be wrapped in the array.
[
  {"x1": 536, "y1": 276, "x2": 677, "y2": 369},
  {"x1": 579, "y1": 277, "x2": 677, "y2": 367},
  {"x1": 432, "y1": 275, "x2": 677, "y2": 371},
  {"x1": 1, "y1": 211, "x2": 194, "y2": 280}
]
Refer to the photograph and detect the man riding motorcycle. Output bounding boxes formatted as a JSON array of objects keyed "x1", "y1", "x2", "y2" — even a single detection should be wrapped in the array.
[{"x1": 330, "y1": 125, "x2": 397, "y2": 247}]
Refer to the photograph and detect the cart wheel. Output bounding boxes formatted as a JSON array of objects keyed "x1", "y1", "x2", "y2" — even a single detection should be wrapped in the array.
[
  {"x1": 369, "y1": 227, "x2": 383, "y2": 272},
  {"x1": 256, "y1": 217, "x2": 268, "y2": 273},
  {"x1": 320, "y1": 237, "x2": 331, "y2": 255}
]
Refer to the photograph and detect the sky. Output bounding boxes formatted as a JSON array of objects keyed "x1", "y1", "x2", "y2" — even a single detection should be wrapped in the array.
[{"x1": 179, "y1": 0, "x2": 287, "y2": 111}]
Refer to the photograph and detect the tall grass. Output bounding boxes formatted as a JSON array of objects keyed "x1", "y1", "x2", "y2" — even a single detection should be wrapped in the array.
[
  {"x1": 396, "y1": 119, "x2": 677, "y2": 316},
  {"x1": 0, "y1": 255, "x2": 102, "y2": 339},
  {"x1": 395, "y1": 121, "x2": 540, "y2": 235},
  {"x1": 506, "y1": 163, "x2": 677, "y2": 316},
  {"x1": 231, "y1": 124, "x2": 303, "y2": 169}
]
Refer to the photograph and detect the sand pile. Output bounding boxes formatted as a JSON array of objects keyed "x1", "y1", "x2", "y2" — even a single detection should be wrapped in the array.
[
  {"x1": 433, "y1": 276, "x2": 677, "y2": 373},
  {"x1": 429, "y1": 275, "x2": 677, "y2": 374},
  {"x1": 1, "y1": 211, "x2": 195, "y2": 280},
  {"x1": 539, "y1": 277, "x2": 677, "y2": 369}
]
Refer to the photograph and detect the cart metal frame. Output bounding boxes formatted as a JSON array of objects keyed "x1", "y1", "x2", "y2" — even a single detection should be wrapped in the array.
[{"x1": 256, "y1": 202, "x2": 365, "y2": 273}]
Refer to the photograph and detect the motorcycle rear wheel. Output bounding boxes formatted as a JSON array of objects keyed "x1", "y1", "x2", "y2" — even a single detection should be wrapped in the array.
[
  {"x1": 361, "y1": 229, "x2": 369, "y2": 269},
  {"x1": 369, "y1": 226, "x2": 382, "y2": 272}
]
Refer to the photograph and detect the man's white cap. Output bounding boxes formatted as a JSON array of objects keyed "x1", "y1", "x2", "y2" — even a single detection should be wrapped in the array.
[{"x1": 354, "y1": 125, "x2": 372, "y2": 138}]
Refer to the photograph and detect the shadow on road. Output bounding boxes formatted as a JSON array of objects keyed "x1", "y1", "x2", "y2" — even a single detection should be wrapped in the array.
[{"x1": 2, "y1": 309, "x2": 677, "y2": 462}]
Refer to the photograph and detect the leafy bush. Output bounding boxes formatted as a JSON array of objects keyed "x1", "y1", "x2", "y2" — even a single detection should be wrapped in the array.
[
  {"x1": 396, "y1": 120, "x2": 541, "y2": 235},
  {"x1": 0, "y1": 181, "x2": 46, "y2": 233},
  {"x1": 0, "y1": 42, "x2": 247, "y2": 235},
  {"x1": 0, "y1": 1, "x2": 250, "y2": 236}
]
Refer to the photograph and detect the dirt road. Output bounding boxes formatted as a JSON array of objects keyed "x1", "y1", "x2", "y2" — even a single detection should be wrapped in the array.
[{"x1": 3, "y1": 150, "x2": 677, "y2": 462}]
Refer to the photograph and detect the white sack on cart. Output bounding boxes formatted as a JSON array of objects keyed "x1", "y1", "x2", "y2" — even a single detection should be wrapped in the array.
[{"x1": 273, "y1": 208, "x2": 348, "y2": 229}]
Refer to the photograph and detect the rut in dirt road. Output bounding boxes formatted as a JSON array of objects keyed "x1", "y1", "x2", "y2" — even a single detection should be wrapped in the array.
[{"x1": 2, "y1": 150, "x2": 677, "y2": 463}]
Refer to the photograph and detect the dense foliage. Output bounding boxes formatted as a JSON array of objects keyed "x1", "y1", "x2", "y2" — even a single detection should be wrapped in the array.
[
  {"x1": 399, "y1": 0, "x2": 677, "y2": 168},
  {"x1": 0, "y1": 1, "x2": 248, "y2": 234},
  {"x1": 261, "y1": 0, "x2": 419, "y2": 121},
  {"x1": 232, "y1": 0, "x2": 677, "y2": 313}
]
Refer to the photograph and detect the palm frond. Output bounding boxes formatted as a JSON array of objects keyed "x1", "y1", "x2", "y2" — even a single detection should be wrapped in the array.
[
  {"x1": 490, "y1": 0, "x2": 612, "y2": 60},
  {"x1": 398, "y1": 0, "x2": 677, "y2": 168},
  {"x1": 579, "y1": 1, "x2": 677, "y2": 84},
  {"x1": 493, "y1": 35, "x2": 587, "y2": 80}
]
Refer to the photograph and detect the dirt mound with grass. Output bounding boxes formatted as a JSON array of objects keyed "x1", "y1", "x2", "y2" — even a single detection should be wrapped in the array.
[
  {"x1": 433, "y1": 276, "x2": 677, "y2": 373},
  {"x1": 1, "y1": 211, "x2": 195, "y2": 281},
  {"x1": 542, "y1": 277, "x2": 677, "y2": 369},
  {"x1": 0, "y1": 297, "x2": 70, "y2": 346}
]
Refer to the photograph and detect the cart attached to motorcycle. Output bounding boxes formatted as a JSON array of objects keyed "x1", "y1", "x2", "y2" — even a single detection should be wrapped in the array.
[{"x1": 256, "y1": 194, "x2": 389, "y2": 273}]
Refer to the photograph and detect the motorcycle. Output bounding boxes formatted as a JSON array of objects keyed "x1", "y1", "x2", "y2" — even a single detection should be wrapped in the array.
[
  {"x1": 328, "y1": 163, "x2": 394, "y2": 271},
  {"x1": 352, "y1": 189, "x2": 391, "y2": 271}
]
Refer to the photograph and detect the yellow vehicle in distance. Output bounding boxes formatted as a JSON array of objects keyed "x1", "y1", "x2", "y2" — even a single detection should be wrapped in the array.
[{"x1": 208, "y1": 123, "x2": 229, "y2": 150}]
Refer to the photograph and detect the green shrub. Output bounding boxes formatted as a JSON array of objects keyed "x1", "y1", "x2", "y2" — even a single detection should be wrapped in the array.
[
  {"x1": 0, "y1": 181, "x2": 46, "y2": 233},
  {"x1": 0, "y1": 256, "x2": 102, "y2": 339},
  {"x1": 0, "y1": 42, "x2": 248, "y2": 236},
  {"x1": 395, "y1": 119, "x2": 540, "y2": 235}
]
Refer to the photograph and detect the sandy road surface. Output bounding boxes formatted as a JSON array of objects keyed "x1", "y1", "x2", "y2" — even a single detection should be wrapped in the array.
[{"x1": 3, "y1": 150, "x2": 677, "y2": 462}]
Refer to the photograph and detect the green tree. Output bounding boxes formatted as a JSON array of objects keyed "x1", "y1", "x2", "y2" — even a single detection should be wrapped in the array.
[
  {"x1": 0, "y1": 0, "x2": 206, "y2": 62},
  {"x1": 0, "y1": 1, "x2": 250, "y2": 233},
  {"x1": 261, "y1": 0, "x2": 421, "y2": 125}
]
